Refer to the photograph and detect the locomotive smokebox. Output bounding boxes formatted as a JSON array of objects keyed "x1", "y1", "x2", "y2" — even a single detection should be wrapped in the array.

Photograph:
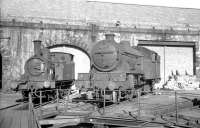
[
  {"x1": 105, "y1": 33, "x2": 115, "y2": 40},
  {"x1": 33, "y1": 40, "x2": 42, "y2": 55}
]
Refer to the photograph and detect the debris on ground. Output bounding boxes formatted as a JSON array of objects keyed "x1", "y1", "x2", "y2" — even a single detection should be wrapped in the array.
[{"x1": 156, "y1": 70, "x2": 200, "y2": 90}]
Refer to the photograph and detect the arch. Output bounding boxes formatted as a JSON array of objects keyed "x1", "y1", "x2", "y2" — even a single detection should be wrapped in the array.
[
  {"x1": 48, "y1": 43, "x2": 90, "y2": 59},
  {"x1": 48, "y1": 44, "x2": 91, "y2": 79}
]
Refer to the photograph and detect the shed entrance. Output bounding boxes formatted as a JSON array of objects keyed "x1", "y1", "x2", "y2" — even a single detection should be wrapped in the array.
[{"x1": 138, "y1": 40, "x2": 195, "y2": 86}]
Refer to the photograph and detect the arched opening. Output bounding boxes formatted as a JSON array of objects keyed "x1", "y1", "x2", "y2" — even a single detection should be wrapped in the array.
[{"x1": 48, "y1": 44, "x2": 91, "y2": 80}]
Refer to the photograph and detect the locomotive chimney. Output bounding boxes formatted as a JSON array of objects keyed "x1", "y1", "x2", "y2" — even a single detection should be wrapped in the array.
[
  {"x1": 105, "y1": 33, "x2": 115, "y2": 40},
  {"x1": 33, "y1": 40, "x2": 42, "y2": 55}
]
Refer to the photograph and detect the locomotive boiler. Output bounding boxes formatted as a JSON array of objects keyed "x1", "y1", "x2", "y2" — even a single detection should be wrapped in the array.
[
  {"x1": 76, "y1": 34, "x2": 160, "y2": 100},
  {"x1": 17, "y1": 40, "x2": 75, "y2": 99}
]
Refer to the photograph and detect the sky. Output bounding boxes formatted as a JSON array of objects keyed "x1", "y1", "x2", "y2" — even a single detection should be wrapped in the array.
[{"x1": 90, "y1": 0, "x2": 200, "y2": 9}]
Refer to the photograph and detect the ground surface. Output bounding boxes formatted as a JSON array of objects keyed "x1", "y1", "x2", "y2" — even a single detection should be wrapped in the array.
[
  {"x1": 36, "y1": 90, "x2": 200, "y2": 128},
  {"x1": 0, "y1": 90, "x2": 199, "y2": 128},
  {"x1": 0, "y1": 91, "x2": 29, "y2": 128}
]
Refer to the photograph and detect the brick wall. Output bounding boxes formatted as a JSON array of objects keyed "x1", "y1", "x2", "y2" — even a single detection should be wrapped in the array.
[{"x1": 1, "y1": 27, "x2": 91, "y2": 89}]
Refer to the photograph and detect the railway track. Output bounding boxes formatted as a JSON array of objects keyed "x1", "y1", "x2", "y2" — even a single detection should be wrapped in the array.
[{"x1": 0, "y1": 103, "x2": 22, "y2": 111}]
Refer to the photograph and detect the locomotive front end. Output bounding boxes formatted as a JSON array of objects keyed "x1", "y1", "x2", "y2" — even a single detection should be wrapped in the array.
[
  {"x1": 23, "y1": 40, "x2": 54, "y2": 89},
  {"x1": 91, "y1": 34, "x2": 120, "y2": 72}
]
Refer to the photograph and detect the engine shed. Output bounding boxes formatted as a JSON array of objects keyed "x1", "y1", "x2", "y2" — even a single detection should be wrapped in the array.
[
  {"x1": 1, "y1": 0, "x2": 200, "y2": 90},
  {"x1": 1, "y1": 1, "x2": 200, "y2": 128}
]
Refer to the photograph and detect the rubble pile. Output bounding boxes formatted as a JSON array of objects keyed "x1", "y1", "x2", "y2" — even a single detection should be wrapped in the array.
[{"x1": 158, "y1": 71, "x2": 200, "y2": 90}]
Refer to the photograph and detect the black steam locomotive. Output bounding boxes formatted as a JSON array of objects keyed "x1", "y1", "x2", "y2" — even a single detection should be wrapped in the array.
[
  {"x1": 76, "y1": 34, "x2": 160, "y2": 101},
  {"x1": 17, "y1": 40, "x2": 75, "y2": 99}
]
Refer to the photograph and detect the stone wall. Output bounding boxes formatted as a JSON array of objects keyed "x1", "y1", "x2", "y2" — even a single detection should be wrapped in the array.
[
  {"x1": 86, "y1": 1, "x2": 200, "y2": 28},
  {"x1": 0, "y1": 26, "x2": 91, "y2": 89},
  {"x1": 1, "y1": 0, "x2": 200, "y2": 89},
  {"x1": 2, "y1": 0, "x2": 200, "y2": 28}
]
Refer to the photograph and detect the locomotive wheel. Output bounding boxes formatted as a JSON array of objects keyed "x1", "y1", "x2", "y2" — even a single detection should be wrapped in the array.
[
  {"x1": 93, "y1": 124, "x2": 109, "y2": 128},
  {"x1": 142, "y1": 85, "x2": 151, "y2": 94},
  {"x1": 21, "y1": 90, "x2": 29, "y2": 101},
  {"x1": 141, "y1": 80, "x2": 154, "y2": 94},
  {"x1": 58, "y1": 89, "x2": 69, "y2": 99},
  {"x1": 45, "y1": 90, "x2": 56, "y2": 101}
]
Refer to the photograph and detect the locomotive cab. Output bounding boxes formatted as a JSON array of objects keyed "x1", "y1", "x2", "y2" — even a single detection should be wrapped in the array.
[{"x1": 135, "y1": 47, "x2": 160, "y2": 81}]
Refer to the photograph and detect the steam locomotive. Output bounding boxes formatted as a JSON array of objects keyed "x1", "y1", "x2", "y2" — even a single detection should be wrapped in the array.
[
  {"x1": 17, "y1": 33, "x2": 160, "y2": 102},
  {"x1": 76, "y1": 34, "x2": 160, "y2": 101},
  {"x1": 17, "y1": 40, "x2": 75, "y2": 99}
]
